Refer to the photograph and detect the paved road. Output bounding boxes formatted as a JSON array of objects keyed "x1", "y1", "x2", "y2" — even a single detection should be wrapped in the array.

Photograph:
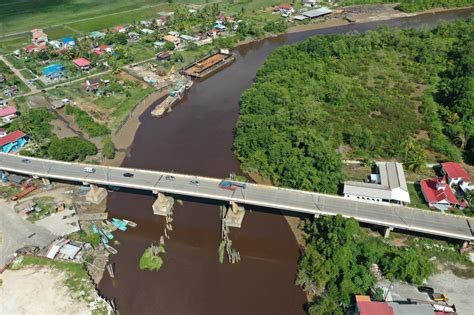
[
  {"x1": 0, "y1": 201, "x2": 55, "y2": 269},
  {"x1": 0, "y1": 153, "x2": 473, "y2": 241}
]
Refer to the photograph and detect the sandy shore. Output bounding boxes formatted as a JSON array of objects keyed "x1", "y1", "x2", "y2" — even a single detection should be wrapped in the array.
[{"x1": 0, "y1": 267, "x2": 91, "y2": 315}]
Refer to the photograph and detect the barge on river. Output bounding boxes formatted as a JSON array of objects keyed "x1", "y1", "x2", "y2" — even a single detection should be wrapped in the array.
[
  {"x1": 151, "y1": 80, "x2": 193, "y2": 118},
  {"x1": 181, "y1": 49, "x2": 235, "y2": 79}
]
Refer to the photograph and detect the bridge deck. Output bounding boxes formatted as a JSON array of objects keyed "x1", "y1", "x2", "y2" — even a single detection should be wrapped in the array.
[{"x1": 0, "y1": 154, "x2": 472, "y2": 241}]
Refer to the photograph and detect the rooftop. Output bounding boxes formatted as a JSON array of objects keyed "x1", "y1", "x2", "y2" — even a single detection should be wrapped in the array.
[
  {"x1": 0, "y1": 106, "x2": 17, "y2": 117},
  {"x1": 441, "y1": 162, "x2": 470, "y2": 182},
  {"x1": 73, "y1": 58, "x2": 91, "y2": 67},
  {"x1": 302, "y1": 7, "x2": 332, "y2": 18},
  {"x1": 0, "y1": 130, "x2": 26, "y2": 147}
]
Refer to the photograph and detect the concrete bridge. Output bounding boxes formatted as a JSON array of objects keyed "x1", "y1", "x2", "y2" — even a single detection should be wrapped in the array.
[{"x1": 0, "y1": 153, "x2": 473, "y2": 241}]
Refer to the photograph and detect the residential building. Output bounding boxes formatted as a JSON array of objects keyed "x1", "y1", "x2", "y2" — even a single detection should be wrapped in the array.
[
  {"x1": 441, "y1": 162, "x2": 471, "y2": 187},
  {"x1": 3, "y1": 85, "x2": 18, "y2": 97},
  {"x1": 355, "y1": 296, "x2": 394, "y2": 315},
  {"x1": 156, "y1": 51, "x2": 171, "y2": 61},
  {"x1": 162, "y1": 35, "x2": 180, "y2": 46},
  {"x1": 153, "y1": 41, "x2": 166, "y2": 49},
  {"x1": 0, "y1": 128, "x2": 7, "y2": 137},
  {"x1": 207, "y1": 29, "x2": 218, "y2": 37},
  {"x1": 0, "y1": 74, "x2": 5, "y2": 84},
  {"x1": 302, "y1": 0, "x2": 316, "y2": 6},
  {"x1": 51, "y1": 99, "x2": 70, "y2": 109},
  {"x1": 420, "y1": 176, "x2": 466, "y2": 211},
  {"x1": 113, "y1": 25, "x2": 127, "y2": 33},
  {"x1": 272, "y1": 5, "x2": 295, "y2": 14},
  {"x1": 31, "y1": 28, "x2": 48, "y2": 45},
  {"x1": 128, "y1": 32, "x2": 140, "y2": 40},
  {"x1": 344, "y1": 162, "x2": 410, "y2": 205},
  {"x1": 0, "y1": 130, "x2": 28, "y2": 153},
  {"x1": 61, "y1": 37, "x2": 76, "y2": 48},
  {"x1": 0, "y1": 99, "x2": 8, "y2": 107},
  {"x1": 24, "y1": 44, "x2": 47, "y2": 54},
  {"x1": 90, "y1": 31, "x2": 106, "y2": 40},
  {"x1": 43, "y1": 63, "x2": 65, "y2": 79},
  {"x1": 73, "y1": 58, "x2": 91, "y2": 71},
  {"x1": 82, "y1": 77, "x2": 102, "y2": 93},
  {"x1": 141, "y1": 28, "x2": 154, "y2": 35},
  {"x1": 91, "y1": 44, "x2": 113, "y2": 56},
  {"x1": 0, "y1": 106, "x2": 17, "y2": 123},
  {"x1": 387, "y1": 302, "x2": 436, "y2": 315}
]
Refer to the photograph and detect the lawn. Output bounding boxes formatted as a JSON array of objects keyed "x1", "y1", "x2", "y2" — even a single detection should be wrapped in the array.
[
  {"x1": 407, "y1": 182, "x2": 430, "y2": 210},
  {"x1": 0, "y1": 0, "x2": 171, "y2": 36}
]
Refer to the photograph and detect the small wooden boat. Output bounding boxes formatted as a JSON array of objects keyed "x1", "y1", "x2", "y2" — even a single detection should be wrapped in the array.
[
  {"x1": 123, "y1": 219, "x2": 137, "y2": 228},
  {"x1": 104, "y1": 244, "x2": 118, "y2": 255},
  {"x1": 111, "y1": 218, "x2": 127, "y2": 231}
]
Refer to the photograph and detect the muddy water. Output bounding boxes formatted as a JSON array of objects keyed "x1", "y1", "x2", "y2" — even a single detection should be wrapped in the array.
[{"x1": 99, "y1": 9, "x2": 474, "y2": 315}]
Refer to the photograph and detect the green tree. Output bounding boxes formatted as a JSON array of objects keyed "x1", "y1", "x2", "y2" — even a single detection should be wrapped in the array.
[
  {"x1": 102, "y1": 137, "x2": 116, "y2": 159},
  {"x1": 48, "y1": 137, "x2": 97, "y2": 161}
]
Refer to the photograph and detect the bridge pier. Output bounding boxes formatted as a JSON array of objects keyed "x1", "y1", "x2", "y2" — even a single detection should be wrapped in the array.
[
  {"x1": 224, "y1": 201, "x2": 245, "y2": 228},
  {"x1": 41, "y1": 177, "x2": 51, "y2": 186},
  {"x1": 85, "y1": 184, "x2": 107, "y2": 204},
  {"x1": 384, "y1": 226, "x2": 394, "y2": 238},
  {"x1": 314, "y1": 213, "x2": 320, "y2": 219},
  {"x1": 152, "y1": 192, "x2": 174, "y2": 216}
]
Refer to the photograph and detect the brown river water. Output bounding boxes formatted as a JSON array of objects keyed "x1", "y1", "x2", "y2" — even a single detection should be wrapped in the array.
[{"x1": 99, "y1": 9, "x2": 474, "y2": 315}]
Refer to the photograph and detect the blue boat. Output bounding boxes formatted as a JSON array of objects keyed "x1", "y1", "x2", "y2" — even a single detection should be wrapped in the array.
[
  {"x1": 99, "y1": 227, "x2": 114, "y2": 240},
  {"x1": 111, "y1": 218, "x2": 128, "y2": 231},
  {"x1": 92, "y1": 224, "x2": 99, "y2": 234}
]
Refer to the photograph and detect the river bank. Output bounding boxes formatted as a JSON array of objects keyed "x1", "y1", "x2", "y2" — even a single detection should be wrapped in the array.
[
  {"x1": 105, "y1": 4, "x2": 474, "y2": 168},
  {"x1": 97, "y1": 9, "x2": 474, "y2": 314}
]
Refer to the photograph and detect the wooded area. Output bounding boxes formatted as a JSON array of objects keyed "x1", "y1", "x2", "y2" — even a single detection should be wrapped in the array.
[{"x1": 234, "y1": 18, "x2": 474, "y2": 193}]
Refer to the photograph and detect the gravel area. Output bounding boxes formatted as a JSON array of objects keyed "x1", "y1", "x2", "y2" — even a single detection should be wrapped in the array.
[{"x1": 0, "y1": 201, "x2": 55, "y2": 269}]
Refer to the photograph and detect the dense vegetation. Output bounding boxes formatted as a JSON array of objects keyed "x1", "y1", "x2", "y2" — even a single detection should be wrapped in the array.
[
  {"x1": 342, "y1": 0, "x2": 473, "y2": 12},
  {"x1": 235, "y1": 18, "x2": 474, "y2": 192},
  {"x1": 297, "y1": 216, "x2": 437, "y2": 314},
  {"x1": 48, "y1": 137, "x2": 98, "y2": 161},
  {"x1": 65, "y1": 105, "x2": 110, "y2": 137}
]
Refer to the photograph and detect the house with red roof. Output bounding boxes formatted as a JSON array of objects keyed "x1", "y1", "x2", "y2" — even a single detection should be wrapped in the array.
[
  {"x1": 0, "y1": 106, "x2": 17, "y2": 123},
  {"x1": 24, "y1": 44, "x2": 47, "y2": 54},
  {"x1": 0, "y1": 130, "x2": 28, "y2": 153},
  {"x1": 113, "y1": 25, "x2": 127, "y2": 33},
  {"x1": 31, "y1": 28, "x2": 48, "y2": 45},
  {"x1": 273, "y1": 4, "x2": 295, "y2": 14},
  {"x1": 355, "y1": 295, "x2": 394, "y2": 315},
  {"x1": 91, "y1": 45, "x2": 113, "y2": 56},
  {"x1": 73, "y1": 58, "x2": 91, "y2": 71},
  {"x1": 441, "y1": 162, "x2": 470, "y2": 186},
  {"x1": 420, "y1": 176, "x2": 467, "y2": 211}
]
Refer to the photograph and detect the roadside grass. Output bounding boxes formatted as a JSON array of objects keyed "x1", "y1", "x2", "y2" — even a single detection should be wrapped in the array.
[
  {"x1": 0, "y1": 185, "x2": 21, "y2": 199},
  {"x1": 110, "y1": 86, "x2": 155, "y2": 128},
  {"x1": 407, "y1": 182, "x2": 430, "y2": 210},
  {"x1": 20, "y1": 69, "x2": 36, "y2": 80},
  {"x1": 0, "y1": 59, "x2": 30, "y2": 94},
  {"x1": 26, "y1": 196, "x2": 56, "y2": 223},
  {"x1": 128, "y1": 42, "x2": 156, "y2": 62},
  {"x1": 4, "y1": 54, "x2": 27, "y2": 70}
]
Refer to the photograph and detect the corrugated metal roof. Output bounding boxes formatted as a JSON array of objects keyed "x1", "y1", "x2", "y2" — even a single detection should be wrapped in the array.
[
  {"x1": 343, "y1": 181, "x2": 392, "y2": 200},
  {"x1": 376, "y1": 162, "x2": 408, "y2": 192},
  {"x1": 302, "y1": 7, "x2": 332, "y2": 18}
]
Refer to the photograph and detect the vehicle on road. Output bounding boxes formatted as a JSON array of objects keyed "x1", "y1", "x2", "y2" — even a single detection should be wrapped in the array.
[
  {"x1": 165, "y1": 175, "x2": 176, "y2": 181},
  {"x1": 190, "y1": 180, "x2": 200, "y2": 186},
  {"x1": 418, "y1": 286, "x2": 434, "y2": 294},
  {"x1": 123, "y1": 172, "x2": 134, "y2": 178},
  {"x1": 219, "y1": 180, "x2": 247, "y2": 191},
  {"x1": 21, "y1": 158, "x2": 31, "y2": 164},
  {"x1": 432, "y1": 293, "x2": 448, "y2": 302},
  {"x1": 83, "y1": 167, "x2": 96, "y2": 173}
]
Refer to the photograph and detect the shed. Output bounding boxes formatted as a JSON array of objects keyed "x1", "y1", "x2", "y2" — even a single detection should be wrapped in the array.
[{"x1": 302, "y1": 7, "x2": 332, "y2": 18}]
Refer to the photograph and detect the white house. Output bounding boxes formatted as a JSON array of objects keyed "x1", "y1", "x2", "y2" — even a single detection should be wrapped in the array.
[{"x1": 343, "y1": 162, "x2": 410, "y2": 205}]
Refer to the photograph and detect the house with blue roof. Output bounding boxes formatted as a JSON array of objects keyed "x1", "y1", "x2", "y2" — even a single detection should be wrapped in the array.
[
  {"x1": 43, "y1": 63, "x2": 65, "y2": 79},
  {"x1": 61, "y1": 37, "x2": 76, "y2": 48}
]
